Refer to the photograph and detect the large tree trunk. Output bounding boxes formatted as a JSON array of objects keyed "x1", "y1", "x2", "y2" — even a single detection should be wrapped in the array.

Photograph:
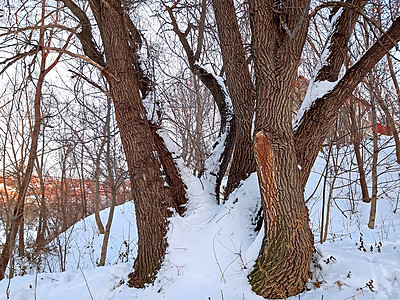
[
  {"x1": 248, "y1": 1, "x2": 314, "y2": 297},
  {"x1": 212, "y1": 0, "x2": 256, "y2": 199},
  {"x1": 87, "y1": 0, "x2": 186, "y2": 287}
]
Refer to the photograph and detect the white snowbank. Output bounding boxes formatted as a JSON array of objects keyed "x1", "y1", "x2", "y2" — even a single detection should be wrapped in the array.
[{"x1": 1, "y1": 138, "x2": 400, "y2": 300}]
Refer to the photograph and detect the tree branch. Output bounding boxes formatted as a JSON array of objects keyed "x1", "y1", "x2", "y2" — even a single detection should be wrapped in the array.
[
  {"x1": 60, "y1": 0, "x2": 104, "y2": 66},
  {"x1": 294, "y1": 16, "x2": 400, "y2": 185}
]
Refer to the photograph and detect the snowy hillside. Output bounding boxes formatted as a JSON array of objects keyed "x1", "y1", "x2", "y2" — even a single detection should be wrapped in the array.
[{"x1": 1, "y1": 142, "x2": 400, "y2": 300}]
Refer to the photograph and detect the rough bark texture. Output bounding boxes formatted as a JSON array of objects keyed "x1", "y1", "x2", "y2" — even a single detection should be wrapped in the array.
[
  {"x1": 86, "y1": 0, "x2": 186, "y2": 287},
  {"x1": 153, "y1": 128, "x2": 187, "y2": 215},
  {"x1": 191, "y1": 65, "x2": 235, "y2": 202},
  {"x1": 248, "y1": 1, "x2": 314, "y2": 297},
  {"x1": 294, "y1": 0, "x2": 366, "y2": 187},
  {"x1": 250, "y1": 131, "x2": 313, "y2": 298},
  {"x1": 294, "y1": 16, "x2": 400, "y2": 188},
  {"x1": 212, "y1": 0, "x2": 256, "y2": 199},
  {"x1": 315, "y1": 0, "x2": 368, "y2": 82}
]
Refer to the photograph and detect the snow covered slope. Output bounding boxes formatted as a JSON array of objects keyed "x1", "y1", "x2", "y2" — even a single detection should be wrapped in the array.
[{"x1": 1, "y1": 142, "x2": 399, "y2": 300}]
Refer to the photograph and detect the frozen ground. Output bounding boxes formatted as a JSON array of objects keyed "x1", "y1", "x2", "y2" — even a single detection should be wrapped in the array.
[{"x1": 0, "y1": 142, "x2": 399, "y2": 300}]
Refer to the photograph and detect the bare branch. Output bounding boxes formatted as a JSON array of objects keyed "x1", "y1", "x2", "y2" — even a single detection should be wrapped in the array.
[{"x1": 60, "y1": 0, "x2": 104, "y2": 66}]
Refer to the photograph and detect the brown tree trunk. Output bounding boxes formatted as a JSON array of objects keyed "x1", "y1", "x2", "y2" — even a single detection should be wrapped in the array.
[
  {"x1": 93, "y1": 97, "x2": 111, "y2": 235},
  {"x1": 348, "y1": 101, "x2": 370, "y2": 203},
  {"x1": 212, "y1": 0, "x2": 256, "y2": 199},
  {"x1": 94, "y1": 152, "x2": 105, "y2": 234},
  {"x1": 248, "y1": 1, "x2": 314, "y2": 297},
  {"x1": 250, "y1": 131, "x2": 313, "y2": 298},
  {"x1": 87, "y1": 0, "x2": 186, "y2": 287},
  {"x1": 35, "y1": 156, "x2": 48, "y2": 250},
  {"x1": 99, "y1": 104, "x2": 116, "y2": 266},
  {"x1": 368, "y1": 80, "x2": 379, "y2": 229},
  {"x1": 294, "y1": 0, "x2": 367, "y2": 187}
]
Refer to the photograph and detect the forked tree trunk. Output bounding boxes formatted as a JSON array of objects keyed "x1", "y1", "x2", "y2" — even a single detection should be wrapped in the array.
[
  {"x1": 248, "y1": 1, "x2": 314, "y2": 297},
  {"x1": 99, "y1": 107, "x2": 116, "y2": 266},
  {"x1": 294, "y1": 10, "x2": 400, "y2": 190},
  {"x1": 87, "y1": 0, "x2": 186, "y2": 287}
]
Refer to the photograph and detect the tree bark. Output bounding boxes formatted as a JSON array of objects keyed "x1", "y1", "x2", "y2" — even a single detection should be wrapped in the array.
[
  {"x1": 368, "y1": 94, "x2": 379, "y2": 229},
  {"x1": 99, "y1": 100, "x2": 116, "y2": 266},
  {"x1": 294, "y1": 0, "x2": 367, "y2": 187},
  {"x1": 248, "y1": 1, "x2": 314, "y2": 297},
  {"x1": 87, "y1": 0, "x2": 186, "y2": 287},
  {"x1": 314, "y1": 0, "x2": 368, "y2": 82},
  {"x1": 212, "y1": 0, "x2": 256, "y2": 199},
  {"x1": 294, "y1": 16, "x2": 400, "y2": 188}
]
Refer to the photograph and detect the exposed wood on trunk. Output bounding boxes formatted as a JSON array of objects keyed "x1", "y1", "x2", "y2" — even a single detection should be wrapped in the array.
[
  {"x1": 254, "y1": 132, "x2": 278, "y2": 240},
  {"x1": 248, "y1": 1, "x2": 314, "y2": 297}
]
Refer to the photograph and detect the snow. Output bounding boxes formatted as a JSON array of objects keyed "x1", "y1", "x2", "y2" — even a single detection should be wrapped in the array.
[
  {"x1": 294, "y1": 79, "x2": 339, "y2": 129},
  {"x1": 293, "y1": 8, "x2": 343, "y2": 130},
  {"x1": 1, "y1": 139, "x2": 400, "y2": 299}
]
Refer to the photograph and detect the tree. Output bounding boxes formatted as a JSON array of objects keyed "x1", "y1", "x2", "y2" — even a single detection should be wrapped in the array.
[
  {"x1": 59, "y1": 0, "x2": 187, "y2": 287},
  {"x1": 2, "y1": 0, "x2": 400, "y2": 298},
  {"x1": 247, "y1": 0, "x2": 400, "y2": 297},
  {"x1": 0, "y1": 1, "x2": 71, "y2": 279}
]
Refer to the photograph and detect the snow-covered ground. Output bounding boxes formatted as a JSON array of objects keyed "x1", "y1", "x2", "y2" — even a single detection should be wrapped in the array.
[{"x1": 1, "y1": 141, "x2": 399, "y2": 299}]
